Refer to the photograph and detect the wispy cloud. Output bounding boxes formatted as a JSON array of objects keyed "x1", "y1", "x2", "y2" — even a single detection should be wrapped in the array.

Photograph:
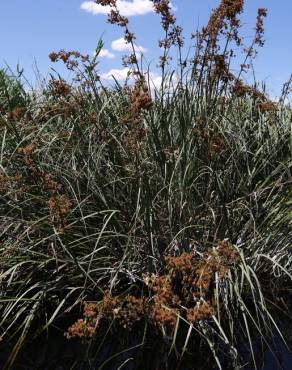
[
  {"x1": 98, "y1": 49, "x2": 115, "y2": 59},
  {"x1": 100, "y1": 68, "x2": 174, "y2": 89},
  {"x1": 81, "y1": 0, "x2": 154, "y2": 17},
  {"x1": 111, "y1": 37, "x2": 146, "y2": 54},
  {"x1": 101, "y1": 67, "x2": 131, "y2": 80}
]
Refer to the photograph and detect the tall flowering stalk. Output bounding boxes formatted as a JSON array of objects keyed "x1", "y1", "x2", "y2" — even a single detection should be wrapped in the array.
[
  {"x1": 152, "y1": 0, "x2": 185, "y2": 96},
  {"x1": 94, "y1": 0, "x2": 143, "y2": 78}
]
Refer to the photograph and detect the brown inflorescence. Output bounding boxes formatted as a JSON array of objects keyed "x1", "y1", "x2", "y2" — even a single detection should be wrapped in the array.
[
  {"x1": 151, "y1": 296, "x2": 179, "y2": 329},
  {"x1": 94, "y1": 1, "x2": 128, "y2": 27},
  {"x1": 49, "y1": 79, "x2": 72, "y2": 97},
  {"x1": 202, "y1": 0, "x2": 244, "y2": 49},
  {"x1": 211, "y1": 54, "x2": 234, "y2": 83},
  {"x1": 17, "y1": 143, "x2": 37, "y2": 166},
  {"x1": 186, "y1": 301, "x2": 215, "y2": 323},
  {"x1": 232, "y1": 79, "x2": 267, "y2": 101},
  {"x1": 108, "y1": 9, "x2": 128, "y2": 27},
  {"x1": 120, "y1": 78, "x2": 152, "y2": 125},
  {"x1": 216, "y1": 239, "x2": 242, "y2": 264},
  {"x1": 65, "y1": 303, "x2": 99, "y2": 339},
  {"x1": 232, "y1": 79, "x2": 278, "y2": 116},
  {"x1": 35, "y1": 92, "x2": 86, "y2": 123},
  {"x1": 0, "y1": 171, "x2": 23, "y2": 195},
  {"x1": 149, "y1": 242, "x2": 240, "y2": 330},
  {"x1": 119, "y1": 78, "x2": 151, "y2": 152},
  {"x1": 152, "y1": 1, "x2": 184, "y2": 68},
  {"x1": 65, "y1": 294, "x2": 147, "y2": 339},
  {"x1": 49, "y1": 50, "x2": 83, "y2": 70},
  {"x1": 110, "y1": 295, "x2": 147, "y2": 329},
  {"x1": 122, "y1": 127, "x2": 146, "y2": 153},
  {"x1": 48, "y1": 49, "x2": 100, "y2": 85},
  {"x1": 94, "y1": 1, "x2": 127, "y2": 28},
  {"x1": 40, "y1": 172, "x2": 61, "y2": 194},
  {"x1": 17, "y1": 143, "x2": 36, "y2": 157},
  {"x1": 95, "y1": 0, "x2": 116, "y2": 5},
  {"x1": 153, "y1": 0, "x2": 176, "y2": 31},
  {"x1": 65, "y1": 241, "x2": 240, "y2": 339},
  {"x1": 255, "y1": 8, "x2": 268, "y2": 47},
  {"x1": 0, "y1": 171, "x2": 11, "y2": 194},
  {"x1": 7, "y1": 106, "x2": 27, "y2": 121},
  {"x1": 48, "y1": 195, "x2": 72, "y2": 228},
  {"x1": 257, "y1": 101, "x2": 278, "y2": 113}
]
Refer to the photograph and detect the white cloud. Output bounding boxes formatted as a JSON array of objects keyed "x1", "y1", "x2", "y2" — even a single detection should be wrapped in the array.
[
  {"x1": 100, "y1": 68, "x2": 178, "y2": 88},
  {"x1": 98, "y1": 49, "x2": 115, "y2": 58},
  {"x1": 148, "y1": 71, "x2": 179, "y2": 93},
  {"x1": 111, "y1": 37, "x2": 146, "y2": 54},
  {"x1": 149, "y1": 73, "x2": 162, "y2": 90},
  {"x1": 81, "y1": 0, "x2": 154, "y2": 17},
  {"x1": 101, "y1": 67, "x2": 131, "y2": 80}
]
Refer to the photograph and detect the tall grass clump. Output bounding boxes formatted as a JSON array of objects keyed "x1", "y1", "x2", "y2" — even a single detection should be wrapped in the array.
[{"x1": 0, "y1": 1, "x2": 291, "y2": 369}]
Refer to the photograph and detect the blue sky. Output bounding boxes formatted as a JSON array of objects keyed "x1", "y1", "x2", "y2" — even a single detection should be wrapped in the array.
[{"x1": 1, "y1": 0, "x2": 291, "y2": 96}]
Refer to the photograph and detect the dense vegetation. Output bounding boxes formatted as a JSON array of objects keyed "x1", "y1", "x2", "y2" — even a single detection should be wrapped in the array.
[{"x1": 0, "y1": 1, "x2": 291, "y2": 369}]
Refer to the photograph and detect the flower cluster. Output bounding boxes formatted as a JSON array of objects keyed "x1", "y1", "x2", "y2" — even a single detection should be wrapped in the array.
[
  {"x1": 94, "y1": 0, "x2": 141, "y2": 74},
  {"x1": 49, "y1": 50, "x2": 86, "y2": 70},
  {"x1": 119, "y1": 78, "x2": 151, "y2": 152},
  {"x1": 186, "y1": 301, "x2": 215, "y2": 323},
  {"x1": 40, "y1": 172, "x2": 61, "y2": 194},
  {"x1": 48, "y1": 195, "x2": 72, "y2": 228},
  {"x1": 49, "y1": 78, "x2": 72, "y2": 97},
  {"x1": 153, "y1": 0, "x2": 176, "y2": 31},
  {"x1": 202, "y1": 0, "x2": 244, "y2": 49},
  {"x1": 35, "y1": 94, "x2": 85, "y2": 123},
  {"x1": 0, "y1": 171, "x2": 22, "y2": 195},
  {"x1": 152, "y1": 1, "x2": 184, "y2": 68},
  {"x1": 65, "y1": 303, "x2": 99, "y2": 339},
  {"x1": 49, "y1": 49, "x2": 100, "y2": 85},
  {"x1": 122, "y1": 127, "x2": 146, "y2": 153},
  {"x1": 257, "y1": 101, "x2": 278, "y2": 113},
  {"x1": 110, "y1": 295, "x2": 147, "y2": 329},
  {"x1": 7, "y1": 106, "x2": 27, "y2": 121},
  {"x1": 232, "y1": 79, "x2": 278, "y2": 113},
  {"x1": 108, "y1": 9, "x2": 128, "y2": 27},
  {"x1": 211, "y1": 54, "x2": 234, "y2": 83},
  {"x1": 17, "y1": 143, "x2": 37, "y2": 166},
  {"x1": 215, "y1": 239, "x2": 241, "y2": 266},
  {"x1": 121, "y1": 78, "x2": 152, "y2": 125},
  {"x1": 148, "y1": 242, "x2": 239, "y2": 329},
  {"x1": 255, "y1": 8, "x2": 268, "y2": 47},
  {"x1": 96, "y1": 0, "x2": 116, "y2": 5},
  {"x1": 0, "y1": 171, "x2": 11, "y2": 194},
  {"x1": 232, "y1": 79, "x2": 267, "y2": 100},
  {"x1": 65, "y1": 242, "x2": 240, "y2": 338},
  {"x1": 65, "y1": 294, "x2": 147, "y2": 339}
]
